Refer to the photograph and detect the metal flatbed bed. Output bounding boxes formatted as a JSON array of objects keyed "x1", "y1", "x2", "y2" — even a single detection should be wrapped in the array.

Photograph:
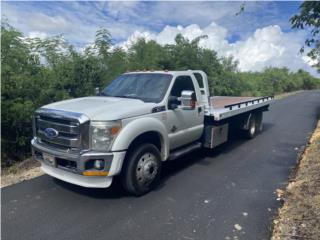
[{"x1": 205, "y1": 96, "x2": 274, "y2": 121}]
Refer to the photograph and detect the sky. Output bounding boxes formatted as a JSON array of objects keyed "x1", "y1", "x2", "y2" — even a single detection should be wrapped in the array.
[{"x1": 2, "y1": 1, "x2": 318, "y2": 76}]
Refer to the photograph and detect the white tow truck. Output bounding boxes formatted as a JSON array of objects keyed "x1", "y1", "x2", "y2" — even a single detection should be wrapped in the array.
[{"x1": 32, "y1": 70, "x2": 273, "y2": 195}]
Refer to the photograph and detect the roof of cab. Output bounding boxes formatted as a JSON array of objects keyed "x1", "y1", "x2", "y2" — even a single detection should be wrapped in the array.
[{"x1": 123, "y1": 70, "x2": 197, "y2": 76}]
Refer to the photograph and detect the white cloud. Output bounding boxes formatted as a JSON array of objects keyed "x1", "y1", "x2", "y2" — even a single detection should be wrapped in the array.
[
  {"x1": 225, "y1": 25, "x2": 317, "y2": 74},
  {"x1": 302, "y1": 55, "x2": 319, "y2": 67},
  {"x1": 149, "y1": 2, "x2": 243, "y2": 27},
  {"x1": 28, "y1": 13, "x2": 69, "y2": 33},
  {"x1": 106, "y1": 1, "x2": 140, "y2": 19},
  {"x1": 226, "y1": 25, "x2": 287, "y2": 71},
  {"x1": 28, "y1": 31, "x2": 48, "y2": 40},
  {"x1": 2, "y1": 1, "x2": 148, "y2": 48},
  {"x1": 118, "y1": 22, "x2": 229, "y2": 52},
  {"x1": 119, "y1": 22, "x2": 318, "y2": 75}
]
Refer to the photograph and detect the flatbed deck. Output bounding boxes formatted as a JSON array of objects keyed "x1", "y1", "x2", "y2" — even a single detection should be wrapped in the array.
[
  {"x1": 211, "y1": 96, "x2": 261, "y2": 109},
  {"x1": 205, "y1": 96, "x2": 274, "y2": 121}
]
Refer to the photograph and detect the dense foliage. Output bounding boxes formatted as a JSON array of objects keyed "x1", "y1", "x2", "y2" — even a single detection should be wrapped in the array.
[
  {"x1": 291, "y1": 1, "x2": 320, "y2": 71},
  {"x1": 1, "y1": 23, "x2": 320, "y2": 166}
]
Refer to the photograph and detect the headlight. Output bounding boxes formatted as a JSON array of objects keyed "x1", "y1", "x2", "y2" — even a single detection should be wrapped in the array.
[{"x1": 90, "y1": 121, "x2": 121, "y2": 151}]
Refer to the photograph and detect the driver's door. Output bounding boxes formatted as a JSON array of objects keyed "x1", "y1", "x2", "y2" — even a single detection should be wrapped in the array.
[{"x1": 167, "y1": 75, "x2": 204, "y2": 150}]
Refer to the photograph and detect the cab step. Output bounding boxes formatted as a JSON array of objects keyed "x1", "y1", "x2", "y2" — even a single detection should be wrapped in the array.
[{"x1": 169, "y1": 142, "x2": 202, "y2": 161}]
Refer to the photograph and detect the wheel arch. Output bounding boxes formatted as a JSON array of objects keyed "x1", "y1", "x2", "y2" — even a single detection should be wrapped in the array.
[{"x1": 111, "y1": 117, "x2": 169, "y2": 161}]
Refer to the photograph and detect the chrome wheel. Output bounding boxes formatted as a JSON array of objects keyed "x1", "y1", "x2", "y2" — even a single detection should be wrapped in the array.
[
  {"x1": 136, "y1": 152, "x2": 158, "y2": 187},
  {"x1": 121, "y1": 143, "x2": 162, "y2": 196},
  {"x1": 243, "y1": 115, "x2": 257, "y2": 139},
  {"x1": 250, "y1": 123, "x2": 256, "y2": 135}
]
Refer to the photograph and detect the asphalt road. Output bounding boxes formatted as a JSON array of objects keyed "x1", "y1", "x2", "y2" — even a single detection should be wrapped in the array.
[{"x1": 2, "y1": 90, "x2": 320, "y2": 240}]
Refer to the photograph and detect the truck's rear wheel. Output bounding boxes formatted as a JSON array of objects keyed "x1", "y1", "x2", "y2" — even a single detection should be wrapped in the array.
[
  {"x1": 244, "y1": 114, "x2": 256, "y2": 139},
  {"x1": 255, "y1": 112, "x2": 263, "y2": 133},
  {"x1": 121, "y1": 144, "x2": 162, "y2": 196}
]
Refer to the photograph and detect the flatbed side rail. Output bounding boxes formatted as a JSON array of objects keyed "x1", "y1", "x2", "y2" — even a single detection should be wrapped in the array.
[{"x1": 224, "y1": 96, "x2": 274, "y2": 111}]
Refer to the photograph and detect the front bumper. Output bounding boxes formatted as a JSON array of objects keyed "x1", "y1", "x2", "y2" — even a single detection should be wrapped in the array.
[
  {"x1": 31, "y1": 138, "x2": 126, "y2": 188},
  {"x1": 41, "y1": 163, "x2": 113, "y2": 188}
]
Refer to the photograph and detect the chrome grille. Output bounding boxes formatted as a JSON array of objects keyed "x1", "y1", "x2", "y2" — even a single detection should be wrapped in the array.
[
  {"x1": 38, "y1": 118, "x2": 80, "y2": 134},
  {"x1": 34, "y1": 108, "x2": 90, "y2": 152}
]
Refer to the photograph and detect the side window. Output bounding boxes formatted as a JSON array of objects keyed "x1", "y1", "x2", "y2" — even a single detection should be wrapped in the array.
[
  {"x1": 170, "y1": 76, "x2": 196, "y2": 99},
  {"x1": 194, "y1": 73, "x2": 204, "y2": 88}
]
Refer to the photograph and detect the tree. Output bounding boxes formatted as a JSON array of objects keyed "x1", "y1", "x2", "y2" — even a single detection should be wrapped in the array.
[
  {"x1": 291, "y1": 2, "x2": 320, "y2": 71},
  {"x1": 1, "y1": 22, "x2": 43, "y2": 164},
  {"x1": 93, "y1": 28, "x2": 112, "y2": 58},
  {"x1": 127, "y1": 38, "x2": 167, "y2": 71},
  {"x1": 104, "y1": 47, "x2": 128, "y2": 86}
]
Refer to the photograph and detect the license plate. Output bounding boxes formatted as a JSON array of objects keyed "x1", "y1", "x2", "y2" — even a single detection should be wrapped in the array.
[{"x1": 43, "y1": 153, "x2": 55, "y2": 165}]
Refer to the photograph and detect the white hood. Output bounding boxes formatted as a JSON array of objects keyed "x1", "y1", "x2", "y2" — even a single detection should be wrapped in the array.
[{"x1": 42, "y1": 96, "x2": 157, "y2": 120}]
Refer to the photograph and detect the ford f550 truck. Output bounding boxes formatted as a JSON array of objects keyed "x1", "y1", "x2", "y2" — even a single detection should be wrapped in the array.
[{"x1": 32, "y1": 70, "x2": 273, "y2": 195}]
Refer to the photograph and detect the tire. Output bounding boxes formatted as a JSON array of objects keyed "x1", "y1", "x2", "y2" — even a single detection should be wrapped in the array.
[
  {"x1": 255, "y1": 112, "x2": 263, "y2": 133},
  {"x1": 244, "y1": 114, "x2": 256, "y2": 139},
  {"x1": 121, "y1": 144, "x2": 162, "y2": 196}
]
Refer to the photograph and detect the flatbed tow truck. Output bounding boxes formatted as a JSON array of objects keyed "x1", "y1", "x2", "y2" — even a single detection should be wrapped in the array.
[{"x1": 32, "y1": 70, "x2": 273, "y2": 195}]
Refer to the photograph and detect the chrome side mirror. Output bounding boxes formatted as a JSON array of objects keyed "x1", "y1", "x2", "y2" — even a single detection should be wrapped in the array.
[{"x1": 178, "y1": 90, "x2": 196, "y2": 110}]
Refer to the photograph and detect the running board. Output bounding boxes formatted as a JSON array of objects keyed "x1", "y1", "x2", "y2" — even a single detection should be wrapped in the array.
[{"x1": 169, "y1": 142, "x2": 202, "y2": 161}]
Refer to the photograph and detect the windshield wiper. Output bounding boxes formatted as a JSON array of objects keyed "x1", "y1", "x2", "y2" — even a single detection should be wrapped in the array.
[{"x1": 113, "y1": 95, "x2": 145, "y2": 102}]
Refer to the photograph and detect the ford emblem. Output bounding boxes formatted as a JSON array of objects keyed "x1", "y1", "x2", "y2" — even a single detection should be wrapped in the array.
[{"x1": 44, "y1": 128, "x2": 59, "y2": 139}]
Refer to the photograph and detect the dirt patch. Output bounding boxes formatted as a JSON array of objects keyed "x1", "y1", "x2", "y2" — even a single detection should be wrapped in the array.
[
  {"x1": 1, "y1": 158, "x2": 43, "y2": 188},
  {"x1": 272, "y1": 120, "x2": 320, "y2": 240}
]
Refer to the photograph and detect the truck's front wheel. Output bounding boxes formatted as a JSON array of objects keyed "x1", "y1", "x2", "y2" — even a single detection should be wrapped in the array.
[{"x1": 121, "y1": 144, "x2": 162, "y2": 196}]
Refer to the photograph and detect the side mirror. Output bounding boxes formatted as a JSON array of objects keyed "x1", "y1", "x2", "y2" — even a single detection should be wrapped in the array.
[
  {"x1": 179, "y1": 90, "x2": 196, "y2": 110},
  {"x1": 168, "y1": 96, "x2": 178, "y2": 110},
  {"x1": 95, "y1": 87, "x2": 100, "y2": 96}
]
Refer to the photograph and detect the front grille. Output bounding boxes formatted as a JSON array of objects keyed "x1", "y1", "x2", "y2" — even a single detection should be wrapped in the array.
[{"x1": 35, "y1": 109, "x2": 89, "y2": 152}]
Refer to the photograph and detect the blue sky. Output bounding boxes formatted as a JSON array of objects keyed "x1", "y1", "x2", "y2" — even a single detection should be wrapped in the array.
[
  {"x1": 2, "y1": 1, "x2": 301, "y2": 45},
  {"x1": 2, "y1": 1, "x2": 318, "y2": 75}
]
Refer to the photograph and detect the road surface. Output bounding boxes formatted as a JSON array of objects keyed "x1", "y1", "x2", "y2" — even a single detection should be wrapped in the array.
[{"x1": 2, "y1": 90, "x2": 320, "y2": 240}]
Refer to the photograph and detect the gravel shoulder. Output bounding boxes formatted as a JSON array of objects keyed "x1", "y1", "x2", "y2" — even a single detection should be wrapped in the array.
[
  {"x1": 272, "y1": 120, "x2": 320, "y2": 240},
  {"x1": 1, "y1": 158, "x2": 43, "y2": 188},
  {"x1": 274, "y1": 91, "x2": 302, "y2": 100}
]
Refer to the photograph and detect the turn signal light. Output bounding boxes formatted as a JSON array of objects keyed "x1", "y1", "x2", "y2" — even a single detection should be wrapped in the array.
[
  {"x1": 111, "y1": 126, "x2": 120, "y2": 135},
  {"x1": 83, "y1": 171, "x2": 109, "y2": 176}
]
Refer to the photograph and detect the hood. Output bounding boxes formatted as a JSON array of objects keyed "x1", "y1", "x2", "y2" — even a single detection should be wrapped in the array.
[{"x1": 42, "y1": 96, "x2": 157, "y2": 120}]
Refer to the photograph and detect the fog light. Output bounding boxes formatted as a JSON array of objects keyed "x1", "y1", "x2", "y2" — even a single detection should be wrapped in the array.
[{"x1": 94, "y1": 159, "x2": 104, "y2": 170}]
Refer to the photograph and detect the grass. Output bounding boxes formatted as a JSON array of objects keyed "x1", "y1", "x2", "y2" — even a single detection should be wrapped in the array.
[
  {"x1": 272, "y1": 120, "x2": 320, "y2": 240},
  {"x1": 274, "y1": 91, "x2": 302, "y2": 100}
]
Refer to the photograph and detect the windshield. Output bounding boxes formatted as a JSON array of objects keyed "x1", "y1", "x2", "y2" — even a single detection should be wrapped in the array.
[{"x1": 102, "y1": 73, "x2": 172, "y2": 103}]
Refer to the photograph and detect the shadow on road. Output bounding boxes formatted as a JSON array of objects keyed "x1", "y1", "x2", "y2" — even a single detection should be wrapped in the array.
[
  {"x1": 53, "y1": 175, "x2": 129, "y2": 199},
  {"x1": 54, "y1": 122, "x2": 274, "y2": 199},
  {"x1": 156, "y1": 122, "x2": 274, "y2": 191}
]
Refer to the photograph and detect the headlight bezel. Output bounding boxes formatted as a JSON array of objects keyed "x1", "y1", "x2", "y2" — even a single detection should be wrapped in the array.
[{"x1": 90, "y1": 121, "x2": 121, "y2": 152}]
